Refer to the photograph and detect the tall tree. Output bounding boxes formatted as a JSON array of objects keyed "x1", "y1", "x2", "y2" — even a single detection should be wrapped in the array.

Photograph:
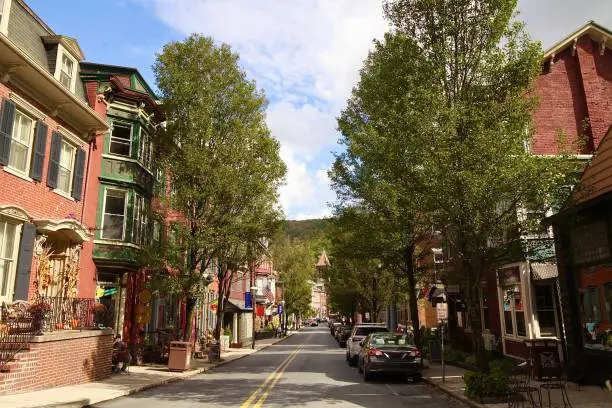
[{"x1": 150, "y1": 35, "x2": 286, "y2": 341}]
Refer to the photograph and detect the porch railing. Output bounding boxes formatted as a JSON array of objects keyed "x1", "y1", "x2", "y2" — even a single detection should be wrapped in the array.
[
  {"x1": 40, "y1": 296, "x2": 112, "y2": 331},
  {"x1": 0, "y1": 301, "x2": 37, "y2": 372}
]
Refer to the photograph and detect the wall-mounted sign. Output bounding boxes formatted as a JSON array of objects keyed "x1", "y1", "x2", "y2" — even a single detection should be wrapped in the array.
[{"x1": 436, "y1": 303, "x2": 448, "y2": 322}]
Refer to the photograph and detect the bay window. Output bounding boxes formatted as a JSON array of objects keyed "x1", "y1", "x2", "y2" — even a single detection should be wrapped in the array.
[
  {"x1": 109, "y1": 121, "x2": 132, "y2": 156},
  {"x1": 133, "y1": 194, "x2": 149, "y2": 245},
  {"x1": 102, "y1": 189, "x2": 127, "y2": 240}
]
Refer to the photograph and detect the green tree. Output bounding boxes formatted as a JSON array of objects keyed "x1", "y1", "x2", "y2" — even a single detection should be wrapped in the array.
[
  {"x1": 272, "y1": 238, "x2": 317, "y2": 321},
  {"x1": 332, "y1": 0, "x2": 578, "y2": 369},
  {"x1": 150, "y1": 35, "x2": 286, "y2": 341}
]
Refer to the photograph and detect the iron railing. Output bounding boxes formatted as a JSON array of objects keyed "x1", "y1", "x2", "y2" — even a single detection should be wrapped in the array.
[
  {"x1": 0, "y1": 301, "x2": 37, "y2": 372},
  {"x1": 40, "y1": 296, "x2": 112, "y2": 331}
]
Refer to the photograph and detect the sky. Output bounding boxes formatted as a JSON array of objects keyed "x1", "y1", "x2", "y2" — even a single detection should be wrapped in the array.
[{"x1": 26, "y1": 0, "x2": 612, "y2": 220}]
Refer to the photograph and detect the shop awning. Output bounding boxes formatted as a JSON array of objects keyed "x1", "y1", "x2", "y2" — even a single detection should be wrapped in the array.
[{"x1": 530, "y1": 263, "x2": 558, "y2": 280}]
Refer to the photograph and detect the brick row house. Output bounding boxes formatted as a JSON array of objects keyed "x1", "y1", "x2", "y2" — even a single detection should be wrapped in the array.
[{"x1": 0, "y1": 0, "x2": 111, "y2": 394}]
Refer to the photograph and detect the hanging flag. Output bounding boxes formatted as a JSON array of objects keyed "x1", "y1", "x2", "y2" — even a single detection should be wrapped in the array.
[{"x1": 263, "y1": 286, "x2": 275, "y2": 303}]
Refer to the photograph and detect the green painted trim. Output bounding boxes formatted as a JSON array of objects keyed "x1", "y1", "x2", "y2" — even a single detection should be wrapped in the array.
[
  {"x1": 132, "y1": 122, "x2": 140, "y2": 161},
  {"x1": 95, "y1": 185, "x2": 106, "y2": 240}
]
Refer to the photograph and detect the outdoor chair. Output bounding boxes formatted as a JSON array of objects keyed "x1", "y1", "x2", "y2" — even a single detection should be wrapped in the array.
[
  {"x1": 532, "y1": 350, "x2": 573, "y2": 408},
  {"x1": 507, "y1": 363, "x2": 539, "y2": 408}
]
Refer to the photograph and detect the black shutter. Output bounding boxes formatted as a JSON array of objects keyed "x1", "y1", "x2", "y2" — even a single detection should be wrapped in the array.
[
  {"x1": 46, "y1": 131, "x2": 61, "y2": 188},
  {"x1": 29, "y1": 121, "x2": 48, "y2": 181},
  {"x1": 13, "y1": 223, "x2": 36, "y2": 301},
  {"x1": 0, "y1": 98, "x2": 16, "y2": 165},
  {"x1": 71, "y1": 148, "x2": 86, "y2": 200}
]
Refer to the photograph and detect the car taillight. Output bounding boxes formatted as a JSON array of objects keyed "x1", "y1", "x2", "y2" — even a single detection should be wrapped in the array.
[
  {"x1": 368, "y1": 348, "x2": 383, "y2": 357},
  {"x1": 409, "y1": 349, "x2": 421, "y2": 357}
]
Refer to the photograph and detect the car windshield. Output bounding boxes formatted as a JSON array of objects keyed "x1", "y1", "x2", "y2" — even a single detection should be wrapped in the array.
[
  {"x1": 369, "y1": 333, "x2": 415, "y2": 347},
  {"x1": 354, "y1": 326, "x2": 387, "y2": 336}
]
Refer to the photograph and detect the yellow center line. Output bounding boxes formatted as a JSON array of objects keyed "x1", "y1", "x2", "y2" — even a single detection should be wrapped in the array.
[
  {"x1": 240, "y1": 345, "x2": 302, "y2": 408},
  {"x1": 252, "y1": 345, "x2": 302, "y2": 408}
]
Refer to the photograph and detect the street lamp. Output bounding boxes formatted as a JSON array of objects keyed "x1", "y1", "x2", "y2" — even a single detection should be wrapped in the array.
[
  {"x1": 250, "y1": 285, "x2": 257, "y2": 349},
  {"x1": 281, "y1": 299, "x2": 286, "y2": 336}
]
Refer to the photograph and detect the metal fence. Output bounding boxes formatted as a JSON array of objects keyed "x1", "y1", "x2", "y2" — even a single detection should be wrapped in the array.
[
  {"x1": 0, "y1": 301, "x2": 37, "y2": 371},
  {"x1": 41, "y1": 296, "x2": 111, "y2": 331}
]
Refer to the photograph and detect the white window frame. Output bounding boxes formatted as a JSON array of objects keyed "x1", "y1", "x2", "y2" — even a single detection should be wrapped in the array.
[
  {"x1": 0, "y1": 0, "x2": 12, "y2": 37},
  {"x1": 54, "y1": 138, "x2": 77, "y2": 196},
  {"x1": 54, "y1": 46, "x2": 77, "y2": 93},
  {"x1": 0, "y1": 218, "x2": 21, "y2": 303},
  {"x1": 101, "y1": 188, "x2": 128, "y2": 241},
  {"x1": 109, "y1": 120, "x2": 133, "y2": 157},
  {"x1": 8, "y1": 109, "x2": 36, "y2": 176}
]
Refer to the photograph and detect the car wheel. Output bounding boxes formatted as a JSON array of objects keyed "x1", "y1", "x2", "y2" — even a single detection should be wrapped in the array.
[
  {"x1": 363, "y1": 366, "x2": 371, "y2": 381},
  {"x1": 412, "y1": 373, "x2": 422, "y2": 383},
  {"x1": 348, "y1": 354, "x2": 356, "y2": 367},
  {"x1": 357, "y1": 359, "x2": 363, "y2": 373},
  {"x1": 345, "y1": 352, "x2": 349, "y2": 362}
]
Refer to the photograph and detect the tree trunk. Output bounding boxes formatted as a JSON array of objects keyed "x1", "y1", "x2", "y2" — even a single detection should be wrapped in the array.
[
  {"x1": 183, "y1": 296, "x2": 197, "y2": 342},
  {"x1": 404, "y1": 244, "x2": 422, "y2": 349}
]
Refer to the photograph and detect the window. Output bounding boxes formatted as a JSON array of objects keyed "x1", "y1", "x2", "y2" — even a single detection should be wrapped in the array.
[
  {"x1": 59, "y1": 54, "x2": 74, "y2": 89},
  {"x1": 0, "y1": 219, "x2": 18, "y2": 303},
  {"x1": 9, "y1": 110, "x2": 35, "y2": 173},
  {"x1": 605, "y1": 283, "x2": 612, "y2": 323},
  {"x1": 138, "y1": 128, "x2": 153, "y2": 169},
  {"x1": 582, "y1": 286, "x2": 601, "y2": 321},
  {"x1": 571, "y1": 221, "x2": 610, "y2": 265},
  {"x1": 56, "y1": 139, "x2": 76, "y2": 194},
  {"x1": 133, "y1": 194, "x2": 149, "y2": 245},
  {"x1": 109, "y1": 121, "x2": 132, "y2": 156},
  {"x1": 534, "y1": 284, "x2": 557, "y2": 337},
  {"x1": 152, "y1": 220, "x2": 161, "y2": 245},
  {"x1": 102, "y1": 190, "x2": 127, "y2": 240},
  {"x1": 502, "y1": 284, "x2": 527, "y2": 338},
  {"x1": 0, "y1": 0, "x2": 10, "y2": 36}
]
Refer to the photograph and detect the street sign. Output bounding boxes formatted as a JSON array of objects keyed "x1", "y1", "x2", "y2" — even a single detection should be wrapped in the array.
[
  {"x1": 436, "y1": 302, "x2": 448, "y2": 322},
  {"x1": 245, "y1": 292, "x2": 253, "y2": 309},
  {"x1": 277, "y1": 304, "x2": 283, "y2": 315}
]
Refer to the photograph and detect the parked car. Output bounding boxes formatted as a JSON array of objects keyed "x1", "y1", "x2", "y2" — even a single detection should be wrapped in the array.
[
  {"x1": 331, "y1": 322, "x2": 342, "y2": 335},
  {"x1": 357, "y1": 332, "x2": 422, "y2": 382},
  {"x1": 310, "y1": 320, "x2": 318, "y2": 327},
  {"x1": 346, "y1": 323, "x2": 388, "y2": 366},
  {"x1": 338, "y1": 325, "x2": 353, "y2": 348}
]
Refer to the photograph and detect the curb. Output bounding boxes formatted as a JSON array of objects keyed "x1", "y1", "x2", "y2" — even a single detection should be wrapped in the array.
[
  {"x1": 422, "y1": 377, "x2": 484, "y2": 408},
  {"x1": 76, "y1": 332, "x2": 297, "y2": 408}
]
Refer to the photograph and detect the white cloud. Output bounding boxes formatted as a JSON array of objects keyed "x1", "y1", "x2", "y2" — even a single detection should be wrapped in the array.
[{"x1": 143, "y1": 0, "x2": 388, "y2": 219}]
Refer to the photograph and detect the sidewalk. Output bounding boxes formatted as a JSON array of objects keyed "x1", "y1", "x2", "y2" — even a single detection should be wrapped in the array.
[
  {"x1": 423, "y1": 362, "x2": 611, "y2": 408},
  {"x1": 0, "y1": 333, "x2": 295, "y2": 408}
]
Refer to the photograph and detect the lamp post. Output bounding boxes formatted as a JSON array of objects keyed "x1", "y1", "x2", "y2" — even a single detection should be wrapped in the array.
[
  {"x1": 281, "y1": 300, "x2": 286, "y2": 336},
  {"x1": 250, "y1": 285, "x2": 257, "y2": 349}
]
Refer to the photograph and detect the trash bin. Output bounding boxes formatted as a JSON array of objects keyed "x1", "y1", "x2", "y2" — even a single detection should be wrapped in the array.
[
  {"x1": 208, "y1": 341, "x2": 221, "y2": 362},
  {"x1": 168, "y1": 341, "x2": 192, "y2": 371}
]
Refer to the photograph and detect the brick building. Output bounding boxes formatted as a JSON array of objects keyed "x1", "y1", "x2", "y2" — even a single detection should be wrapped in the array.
[
  {"x1": 0, "y1": 0, "x2": 111, "y2": 394},
  {"x1": 473, "y1": 22, "x2": 612, "y2": 365}
]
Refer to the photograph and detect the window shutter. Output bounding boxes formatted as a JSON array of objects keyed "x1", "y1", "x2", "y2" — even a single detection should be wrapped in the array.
[
  {"x1": 71, "y1": 148, "x2": 86, "y2": 200},
  {"x1": 46, "y1": 131, "x2": 61, "y2": 188},
  {"x1": 29, "y1": 121, "x2": 48, "y2": 181},
  {"x1": 0, "y1": 98, "x2": 16, "y2": 165},
  {"x1": 13, "y1": 223, "x2": 36, "y2": 301}
]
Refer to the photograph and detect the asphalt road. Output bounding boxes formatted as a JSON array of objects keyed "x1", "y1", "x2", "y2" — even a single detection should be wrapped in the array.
[{"x1": 94, "y1": 326, "x2": 464, "y2": 408}]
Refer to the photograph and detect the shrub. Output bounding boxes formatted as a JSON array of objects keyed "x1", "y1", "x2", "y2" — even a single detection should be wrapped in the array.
[{"x1": 463, "y1": 367, "x2": 509, "y2": 401}]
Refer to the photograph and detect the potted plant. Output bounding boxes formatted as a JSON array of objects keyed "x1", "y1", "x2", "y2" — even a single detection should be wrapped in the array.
[{"x1": 27, "y1": 301, "x2": 52, "y2": 335}]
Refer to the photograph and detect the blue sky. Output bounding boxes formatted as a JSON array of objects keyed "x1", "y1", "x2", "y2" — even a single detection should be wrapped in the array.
[{"x1": 27, "y1": 0, "x2": 612, "y2": 220}]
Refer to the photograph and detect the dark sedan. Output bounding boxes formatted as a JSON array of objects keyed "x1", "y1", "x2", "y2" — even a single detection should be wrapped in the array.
[
  {"x1": 357, "y1": 332, "x2": 422, "y2": 382},
  {"x1": 338, "y1": 325, "x2": 353, "y2": 347}
]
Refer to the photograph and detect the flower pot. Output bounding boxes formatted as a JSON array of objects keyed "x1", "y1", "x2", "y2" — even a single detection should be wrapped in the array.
[{"x1": 71, "y1": 319, "x2": 79, "y2": 329}]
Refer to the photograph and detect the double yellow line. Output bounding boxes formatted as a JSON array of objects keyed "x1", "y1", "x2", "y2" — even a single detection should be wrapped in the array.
[{"x1": 240, "y1": 345, "x2": 302, "y2": 408}]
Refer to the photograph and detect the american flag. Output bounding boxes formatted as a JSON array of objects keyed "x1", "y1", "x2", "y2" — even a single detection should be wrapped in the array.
[{"x1": 263, "y1": 286, "x2": 275, "y2": 303}]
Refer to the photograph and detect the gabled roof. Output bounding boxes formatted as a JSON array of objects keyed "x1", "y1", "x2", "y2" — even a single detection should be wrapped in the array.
[
  {"x1": 573, "y1": 125, "x2": 612, "y2": 205},
  {"x1": 316, "y1": 251, "x2": 330, "y2": 268},
  {"x1": 79, "y1": 62, "x2": 158, "y2": 100},
  {"x1": 543, "y1": 21, "x2": 612, "y2": 61}
]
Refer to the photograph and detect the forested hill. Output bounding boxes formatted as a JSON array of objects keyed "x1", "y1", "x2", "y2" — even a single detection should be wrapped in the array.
[{"x1": 284, "y1": 219, "x2": 330, "y2": 241}]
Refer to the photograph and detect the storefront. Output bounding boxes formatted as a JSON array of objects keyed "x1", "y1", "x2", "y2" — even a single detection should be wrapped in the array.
[{"x1": 496, "y1": 262, "x2": 564, "y2": 360}]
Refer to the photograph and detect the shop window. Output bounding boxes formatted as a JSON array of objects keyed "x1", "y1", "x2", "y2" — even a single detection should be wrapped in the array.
[
  {"x1": 502, "y1": 284, "x2": 527, "y2": 338},
  {"x1": 571, "y1": 221, "x2": 610, "y2": 265},
  {"x1": 534, "y1": 284, "x2": 557, "y2": 337},
  {"x1": 582, "y1": 286, "x2": 601, "y2": 321},
  {"x1": 109, "y1": 121, "x2": 132, "y2": 156},
  {"x1": 102, "y1": 189, "x2": 127, "y2": 240},
  {"x1": 605, "y1": 283, "x2": 612, "y2": 323}
]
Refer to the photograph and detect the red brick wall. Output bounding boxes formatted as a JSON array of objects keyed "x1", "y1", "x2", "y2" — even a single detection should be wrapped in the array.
[
  {"x1": 0, "y1": 331, "x2": 113, "y2": 395},
  {"x1": 532, "y1": 36, "x2": 612, "y2": 155}
]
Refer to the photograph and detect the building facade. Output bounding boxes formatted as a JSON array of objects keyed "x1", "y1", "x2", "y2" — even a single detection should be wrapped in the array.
[{"x1": 0, "y1": 0, "x2": 110, "y2": 394}]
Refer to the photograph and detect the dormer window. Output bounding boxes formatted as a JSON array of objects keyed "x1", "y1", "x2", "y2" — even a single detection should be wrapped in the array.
[{"x1": 59, "y1": 54, "x2": 74, "y2": 89}]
